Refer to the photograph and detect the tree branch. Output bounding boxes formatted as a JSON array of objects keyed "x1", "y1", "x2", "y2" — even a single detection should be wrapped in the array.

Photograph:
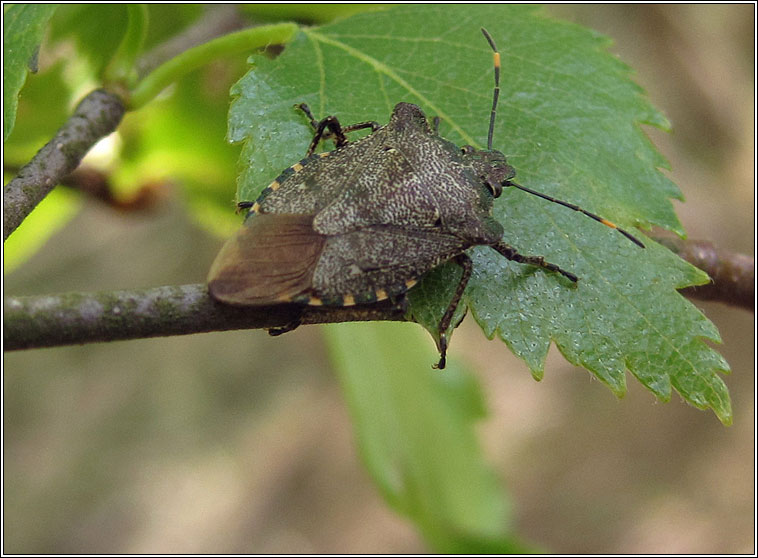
[
  {"x1": 654, "y1": 235, "x2": 754, "y2": 310},
  {"x1": 4, "y1": 236, "x2": 751, "y2": 352},
  {"x1": 3, "y1": 284, "x2": 406, "y2": 351},
  {"x1": 3, "y1": 89, "x2": 126, "y2": 240}
]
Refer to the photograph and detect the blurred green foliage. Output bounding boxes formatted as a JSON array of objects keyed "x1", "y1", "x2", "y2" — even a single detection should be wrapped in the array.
[{"x1": 325, "y1": 322, "x2": 515, "y2": 551}]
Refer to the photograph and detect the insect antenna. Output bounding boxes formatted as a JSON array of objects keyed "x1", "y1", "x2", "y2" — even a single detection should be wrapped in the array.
[
  {"x1": 481, "y1": 28, "x2": 500, "y2": 151},
  {"x1": 505, "y1": 180, "x2": 646, "y2": 248},
  {"x1": 481, "y1": 28, "x2": 644, "y2": 249}
]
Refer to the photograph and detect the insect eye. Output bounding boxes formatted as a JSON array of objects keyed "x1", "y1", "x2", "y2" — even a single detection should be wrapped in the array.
[{"x1": 487, "y1": 181, "x2": 503, "y2": 198}]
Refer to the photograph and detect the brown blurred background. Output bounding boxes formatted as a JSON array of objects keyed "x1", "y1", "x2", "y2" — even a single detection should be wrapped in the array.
[{"x1": 4, "y1": 5, "x2": 754, "y2": 553}]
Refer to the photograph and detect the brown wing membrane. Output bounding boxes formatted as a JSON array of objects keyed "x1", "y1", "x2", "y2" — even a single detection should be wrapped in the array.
[{"x1": 207, "y1": 213, "x2": 324, "y2": 305}]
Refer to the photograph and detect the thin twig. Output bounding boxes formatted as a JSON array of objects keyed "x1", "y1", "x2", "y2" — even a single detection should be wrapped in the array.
[
  {"x1": 3, "y1": 285, "x2": 406, "y2": 351},
  {"x1": 3, "y1": 89, "x2": 126, "y2": 240},
  {"x1": 654, "y1": 235, "x2": 754, "y2": 310}
]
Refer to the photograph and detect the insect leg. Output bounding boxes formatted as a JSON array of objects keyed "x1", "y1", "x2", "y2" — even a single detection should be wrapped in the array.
[
  {"x1": 491, "y1": 241, "x2": 578, "y2": 283},
  {"x1": 434, "y1": 253, "x2": 474, "y2": 370},
  {"x1": 236, "y1": 201, "x2": 254, "y2": 213},
  {"x1": 295, "y1": 103, "x2": 320, "y2": 130},
  {"x1": 305, "y1": 115, "x2": 350, "y2": 156},
  {"x1": 307, "y1": 119, "x2": 378, "y2": 154},
  {"x1": 296, "y1": 103, "x2": 379, "y2": 134},
  {"x1": 295, "y1": 103, "x2": 349, "y2": 155},
  {"x1": 268, "y1": 316, "x2": 303, "y2": 336},
  {"x1": 296, "y1": 104, "x2": 380, "y2": 156},
  {"x1": 342, "y1": 121, "x2": 381, "y2": 134}
]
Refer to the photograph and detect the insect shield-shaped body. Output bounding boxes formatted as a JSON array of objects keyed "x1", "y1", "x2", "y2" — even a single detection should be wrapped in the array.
[
  {"x1": 208, "y1": 29, "x2": 644, "y2": 369},
  {"x1": 208, "y1": 103, "x2": 508, "y2": 361}
]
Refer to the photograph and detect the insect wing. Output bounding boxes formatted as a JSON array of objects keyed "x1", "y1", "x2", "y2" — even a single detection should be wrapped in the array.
[
  {"x1": 207, "y1": 213, "x2": 325, "y2": 305},
  {"x1": 312, "y1": 224, "x2": 467, "y2": 300}
]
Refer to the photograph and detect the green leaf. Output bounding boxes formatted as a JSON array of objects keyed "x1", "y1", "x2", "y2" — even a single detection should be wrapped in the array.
[
  {"x1": 228, "y1": 4, "x2": 731, "y2": 422},
  {"x1": 3, "y1": 4, "x2": 58, "y2": 141},
  {"x1": 323, "y1": 322, "x2": 527, "y2": 552}
]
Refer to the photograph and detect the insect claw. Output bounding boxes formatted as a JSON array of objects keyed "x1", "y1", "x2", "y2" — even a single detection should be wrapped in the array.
[
  {"x1": 433, "y1": 332, "x2": 448, "y2": 369},
  {"x1": 268, "y1": 317, "x2": 302, "y2": 336}
]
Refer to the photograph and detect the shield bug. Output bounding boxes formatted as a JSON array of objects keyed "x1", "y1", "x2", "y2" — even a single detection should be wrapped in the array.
[{"x1": 208, "y1": 28, "x2": 645, "y2": 369}]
